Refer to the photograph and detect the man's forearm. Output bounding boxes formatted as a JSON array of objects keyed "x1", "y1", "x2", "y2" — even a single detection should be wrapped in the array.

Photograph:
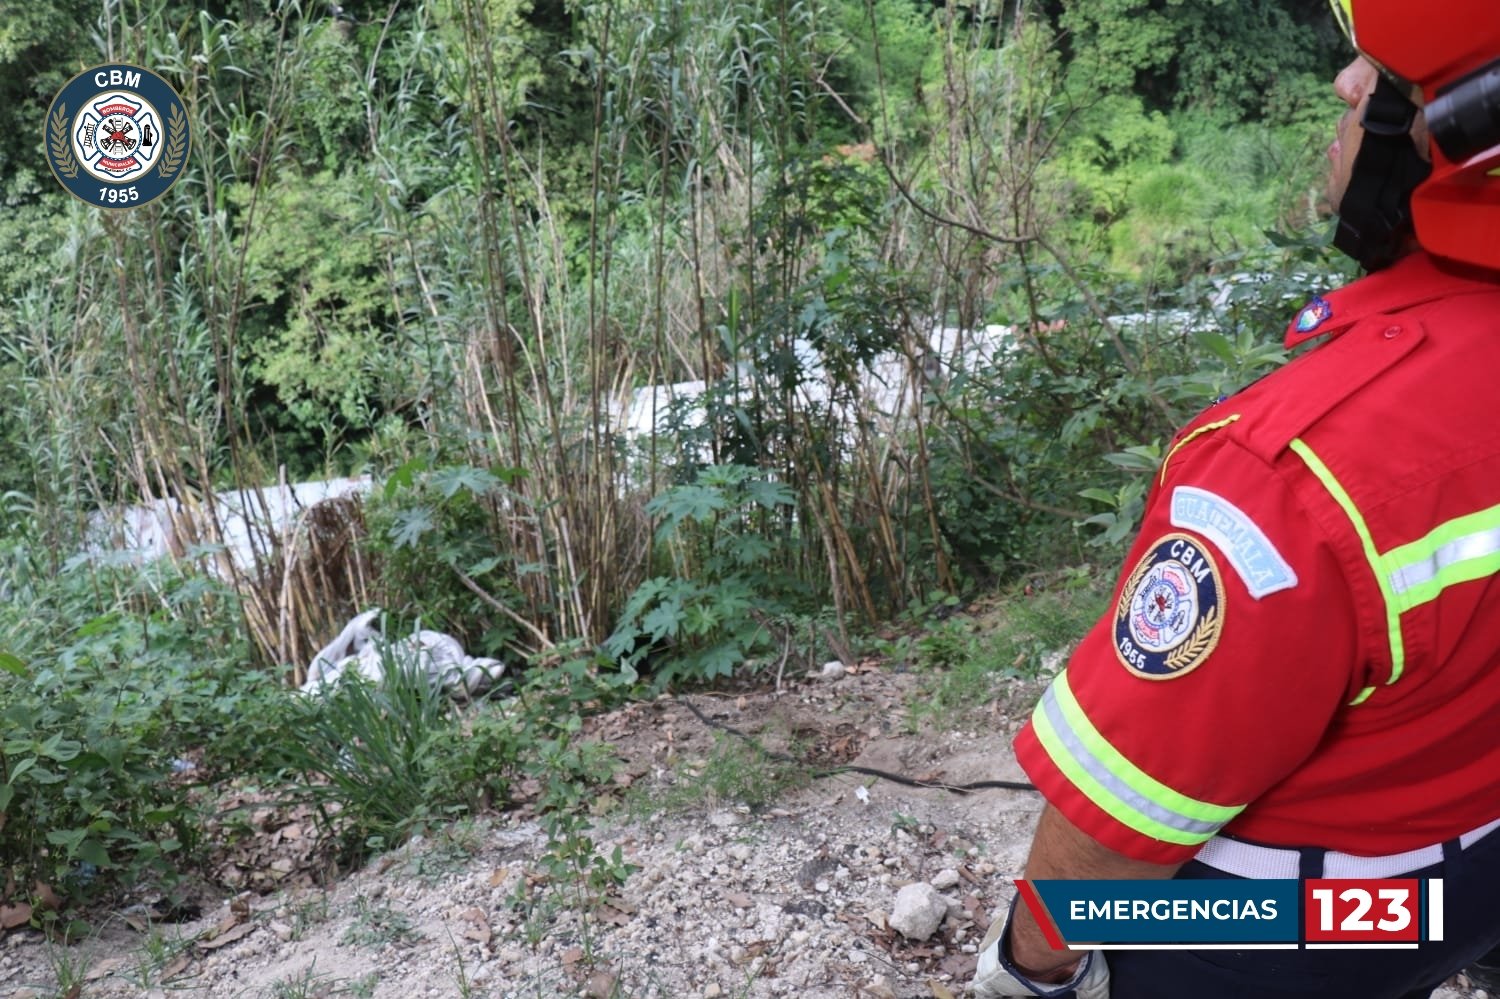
[{"x1": 1007, "y1": 804, "x2": 1183, "y2": 978}]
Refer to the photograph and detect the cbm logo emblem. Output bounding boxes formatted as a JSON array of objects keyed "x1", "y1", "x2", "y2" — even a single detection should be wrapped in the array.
[{"x1": 46, "y1": 64, "x2": 190, "y2": 209}]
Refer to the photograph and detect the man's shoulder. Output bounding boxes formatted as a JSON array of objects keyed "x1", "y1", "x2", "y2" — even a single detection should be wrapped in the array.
[
  {"x1": 1212, "y1": 321, "x2": 1424, "y2": 468},
  {"x1": 1224, "y1": 260, "x2": 1500, "y2": 467},
  {"x1": 1280, "y1": 252, "x2": 1500, "y2": 348},
  {"x1": 1158, "y1": 255, "x2": 1500, "y2": 488}
]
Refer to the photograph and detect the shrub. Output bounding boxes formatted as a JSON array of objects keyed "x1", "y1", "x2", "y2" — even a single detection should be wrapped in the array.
[
  {"x1": 0, "y1": 559, "x2": 261, "y2": 913},
  {"x1": 361, "y1": 457, "x2": 529, "y2": 657},
  {"x1": 262, "y1": 651, "x2": 521, "y2": 862},
  {"x1": 604, "y1": 465, "x2": 804, "y2": 686}
]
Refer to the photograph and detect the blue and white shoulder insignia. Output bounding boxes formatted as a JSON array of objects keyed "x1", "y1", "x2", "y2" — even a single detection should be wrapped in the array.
[
  {"x1": 1115, "y1": 534, "x2": 1224, "y2": 681},
  {"x1": 1294, "y1": 296, "x2": 1333, "y2": 334},
  {"x1": 1170, "y1": 487, "x2": 1297, "y2": 599}
]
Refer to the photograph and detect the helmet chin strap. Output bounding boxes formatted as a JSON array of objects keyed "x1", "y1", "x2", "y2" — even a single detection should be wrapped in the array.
[{"x1": 1334, "y1": 74, "x2": 1433, "y2": 272}]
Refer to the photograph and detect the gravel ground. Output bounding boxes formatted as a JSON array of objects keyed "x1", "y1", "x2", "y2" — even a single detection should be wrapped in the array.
[{"x1": 0, "y1": 668, "x2": 1484, "y2": 998}]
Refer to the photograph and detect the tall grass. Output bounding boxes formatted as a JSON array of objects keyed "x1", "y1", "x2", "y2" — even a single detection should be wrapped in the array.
[{"x1": 3, "y1": 0, "x2": 1334, "y2": 679}]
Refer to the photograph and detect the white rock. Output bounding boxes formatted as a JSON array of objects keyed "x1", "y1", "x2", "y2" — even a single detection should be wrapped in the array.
[
  {"x1": 888, "y1": 882, "x2": 948, "y2": 941},
  {"x1": 819, "y1": 660, "x2": 846, "y2": 680},
  {"x1": 931, "y1": 868, "x2": 960, "y2": 890}
]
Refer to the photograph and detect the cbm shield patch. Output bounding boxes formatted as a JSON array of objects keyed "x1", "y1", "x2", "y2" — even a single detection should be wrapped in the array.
[
  {"x1": 1115, "y1": 534, "x2": 1224, "y2": 680},
  {"x1": 45, "y1": 64, "x2": 189, "y2": 209}
]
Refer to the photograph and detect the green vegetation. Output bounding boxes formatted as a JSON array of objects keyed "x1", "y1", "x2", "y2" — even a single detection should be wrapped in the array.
[
  {"x1": 907, "y1": 575, "x2": 1111, "y2": 721},
  {"x1": 0, "y1": 558, "x2": 263, "y2": 920},
  {"x1": 264, "y1": 654, "x2": 515, "y2": 860},
  {"x1": 0, "y1": 0, "x2": 1359, "y2": 931},
  {"x1": 340, "y1": 896, "x2": 421, "y2": 948},
  {"x1": 269, "y1": 962, "x2": 377, "y2": 999},
  {"x1": 632, "y1": 731, "x2": 814, "y2": 817},
  {"x1": 605, "y1": 464, "x2": 803, "y2": 687}
]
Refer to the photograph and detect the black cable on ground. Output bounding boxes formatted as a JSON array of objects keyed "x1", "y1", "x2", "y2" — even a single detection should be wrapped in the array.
[{"x1": 677, "y1": 695, "x2": 1038, "y2": 795}]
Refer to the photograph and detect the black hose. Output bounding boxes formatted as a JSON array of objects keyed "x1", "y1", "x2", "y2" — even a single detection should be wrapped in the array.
[{"x1": 677, "y1": 695, "x2": 1039, "y2": 795}]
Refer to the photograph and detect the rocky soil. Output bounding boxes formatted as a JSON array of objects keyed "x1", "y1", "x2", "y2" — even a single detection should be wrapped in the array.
[{"x1": 0, "y1": 666, "x2": 1483, "y2": 999}]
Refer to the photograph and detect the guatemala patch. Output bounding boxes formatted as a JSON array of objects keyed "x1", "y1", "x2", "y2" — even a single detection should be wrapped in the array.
[
  {"x1": 1114, "y1": 533, "x2": 1224, "y2": 680},
  {"x1": 1294, "y1": 296, "x2": 1333, "y2": 334},
  {"x1": 1170, "y1": 486, "x2": 1297, "y2": 599}
]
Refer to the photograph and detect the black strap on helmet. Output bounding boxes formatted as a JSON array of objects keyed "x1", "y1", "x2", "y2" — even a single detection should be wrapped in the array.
[{"x1": 1333, "y1": 74, "x2": 1433, "y2": 271}]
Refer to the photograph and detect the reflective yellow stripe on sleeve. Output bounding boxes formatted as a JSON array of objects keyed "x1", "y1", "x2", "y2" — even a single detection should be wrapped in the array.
[
  {"x1": 1031, "y1": 670, "x2": 1244, "y2": 847},
  {"x1": 1291, "y1": 438, "x2": 1500, "y2": 694},
  {"x1": 1382, "y1": 508, "x2": 1500, "y2": 611},
  {"x1": 1289, "y1": 438, "x2": 1405, "y2": 688}
]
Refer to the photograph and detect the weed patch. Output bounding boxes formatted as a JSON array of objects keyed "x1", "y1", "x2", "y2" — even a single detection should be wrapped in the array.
[
  {"x1": 908, "y1": 576, "x2": 1110, "y2": 720},
  {"x1": 631, "y1": 731, "x2": 813, "y2": 818},
  {"x1": 340, "y1": 896, "x2": 421, "y2": 949}
]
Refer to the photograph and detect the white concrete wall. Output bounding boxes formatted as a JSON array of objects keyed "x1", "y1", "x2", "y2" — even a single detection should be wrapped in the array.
[{"x1": 86, "y1": 475, "x2": 371, "y2": 572}]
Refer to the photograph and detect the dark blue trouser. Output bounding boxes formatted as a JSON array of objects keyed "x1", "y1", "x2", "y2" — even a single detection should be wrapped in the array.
[{"x1": 1099, "y1": 827, "x2": 1500, "y2": 999}]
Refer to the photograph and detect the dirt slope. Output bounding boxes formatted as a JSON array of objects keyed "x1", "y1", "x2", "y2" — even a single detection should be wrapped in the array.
[{"x1": 0, "y1": 667, "x2": 1479, "y2": 998}]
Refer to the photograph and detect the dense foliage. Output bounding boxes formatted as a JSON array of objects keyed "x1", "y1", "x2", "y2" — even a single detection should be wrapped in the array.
[{"x1": 0, "y1": 0, "x2": 1360, "y2": 913}]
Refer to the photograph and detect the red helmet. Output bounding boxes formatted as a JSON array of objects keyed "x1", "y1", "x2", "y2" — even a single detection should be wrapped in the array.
[{"x1": 1334, "y1": 0, "x2": 1500, "y2": 270}]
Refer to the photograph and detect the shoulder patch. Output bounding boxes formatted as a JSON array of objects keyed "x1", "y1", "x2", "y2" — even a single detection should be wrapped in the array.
[
  {"x1": 1169, "y1": 487, "x2": 1297, "y2": 599},
  {"x1": 1293, "y1": 296, "x2": 1333, "y2": 334},
  {"x1": 1114, "y1": 534, "x2": 1224, "y2": 681}
]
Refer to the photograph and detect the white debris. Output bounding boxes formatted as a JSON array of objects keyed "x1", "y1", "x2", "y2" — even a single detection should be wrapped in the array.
[
  {"x1": 299, "y1": 608, "x2": 506, "y2": 700},
  {"x1": 931, "y1": 868, "x2": 961, "y2": 890},
  {"x1": 888, "y1": 882, "x2": 949, "y2": 941}
]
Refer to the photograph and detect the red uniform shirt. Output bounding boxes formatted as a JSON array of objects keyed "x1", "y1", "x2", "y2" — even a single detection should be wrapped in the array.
[{"x1": 1014, "y1": 252, "x2": 1500, "y2": 865}]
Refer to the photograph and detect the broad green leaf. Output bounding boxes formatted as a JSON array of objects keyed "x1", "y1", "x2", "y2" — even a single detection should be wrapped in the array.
[
  {"x1": 695, "y1": 644, "x2": 742, "y2": 679},
  {"x1": 640, "y1": 603, "x2": 683, "y2": 642},
  {"x1": 466, "y1": 556, "x2": 503, "y2": 576},
  {"x1": 1195, "y1": 330, "x2": 1236, "y2": 365},
  {"x1": 76, "y1": 839, "x2": 111, "y2": 868},
  {"x1": 388, "y1": 507, "x2": 436, "y2": 548},
  {"x1": 382, "y1": 456, "x2": 429, "y2": 499},
  {"x1": 431, "y1": 464, "x2": 499, "y2": 499}
]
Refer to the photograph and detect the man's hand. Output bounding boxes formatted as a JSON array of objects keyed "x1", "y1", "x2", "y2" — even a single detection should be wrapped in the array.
[
  {"x1": 970, "y1": 804, "x2": 1182, "y2": 997},
  {"x1": 970, "y1": 895, "x2": 1110, "y2": 998}
]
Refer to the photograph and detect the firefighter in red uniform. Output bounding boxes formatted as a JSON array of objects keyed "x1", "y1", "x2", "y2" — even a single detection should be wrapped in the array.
[{"x1": 971, "y1": 1, "x2": 1500, "y2": 997}]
